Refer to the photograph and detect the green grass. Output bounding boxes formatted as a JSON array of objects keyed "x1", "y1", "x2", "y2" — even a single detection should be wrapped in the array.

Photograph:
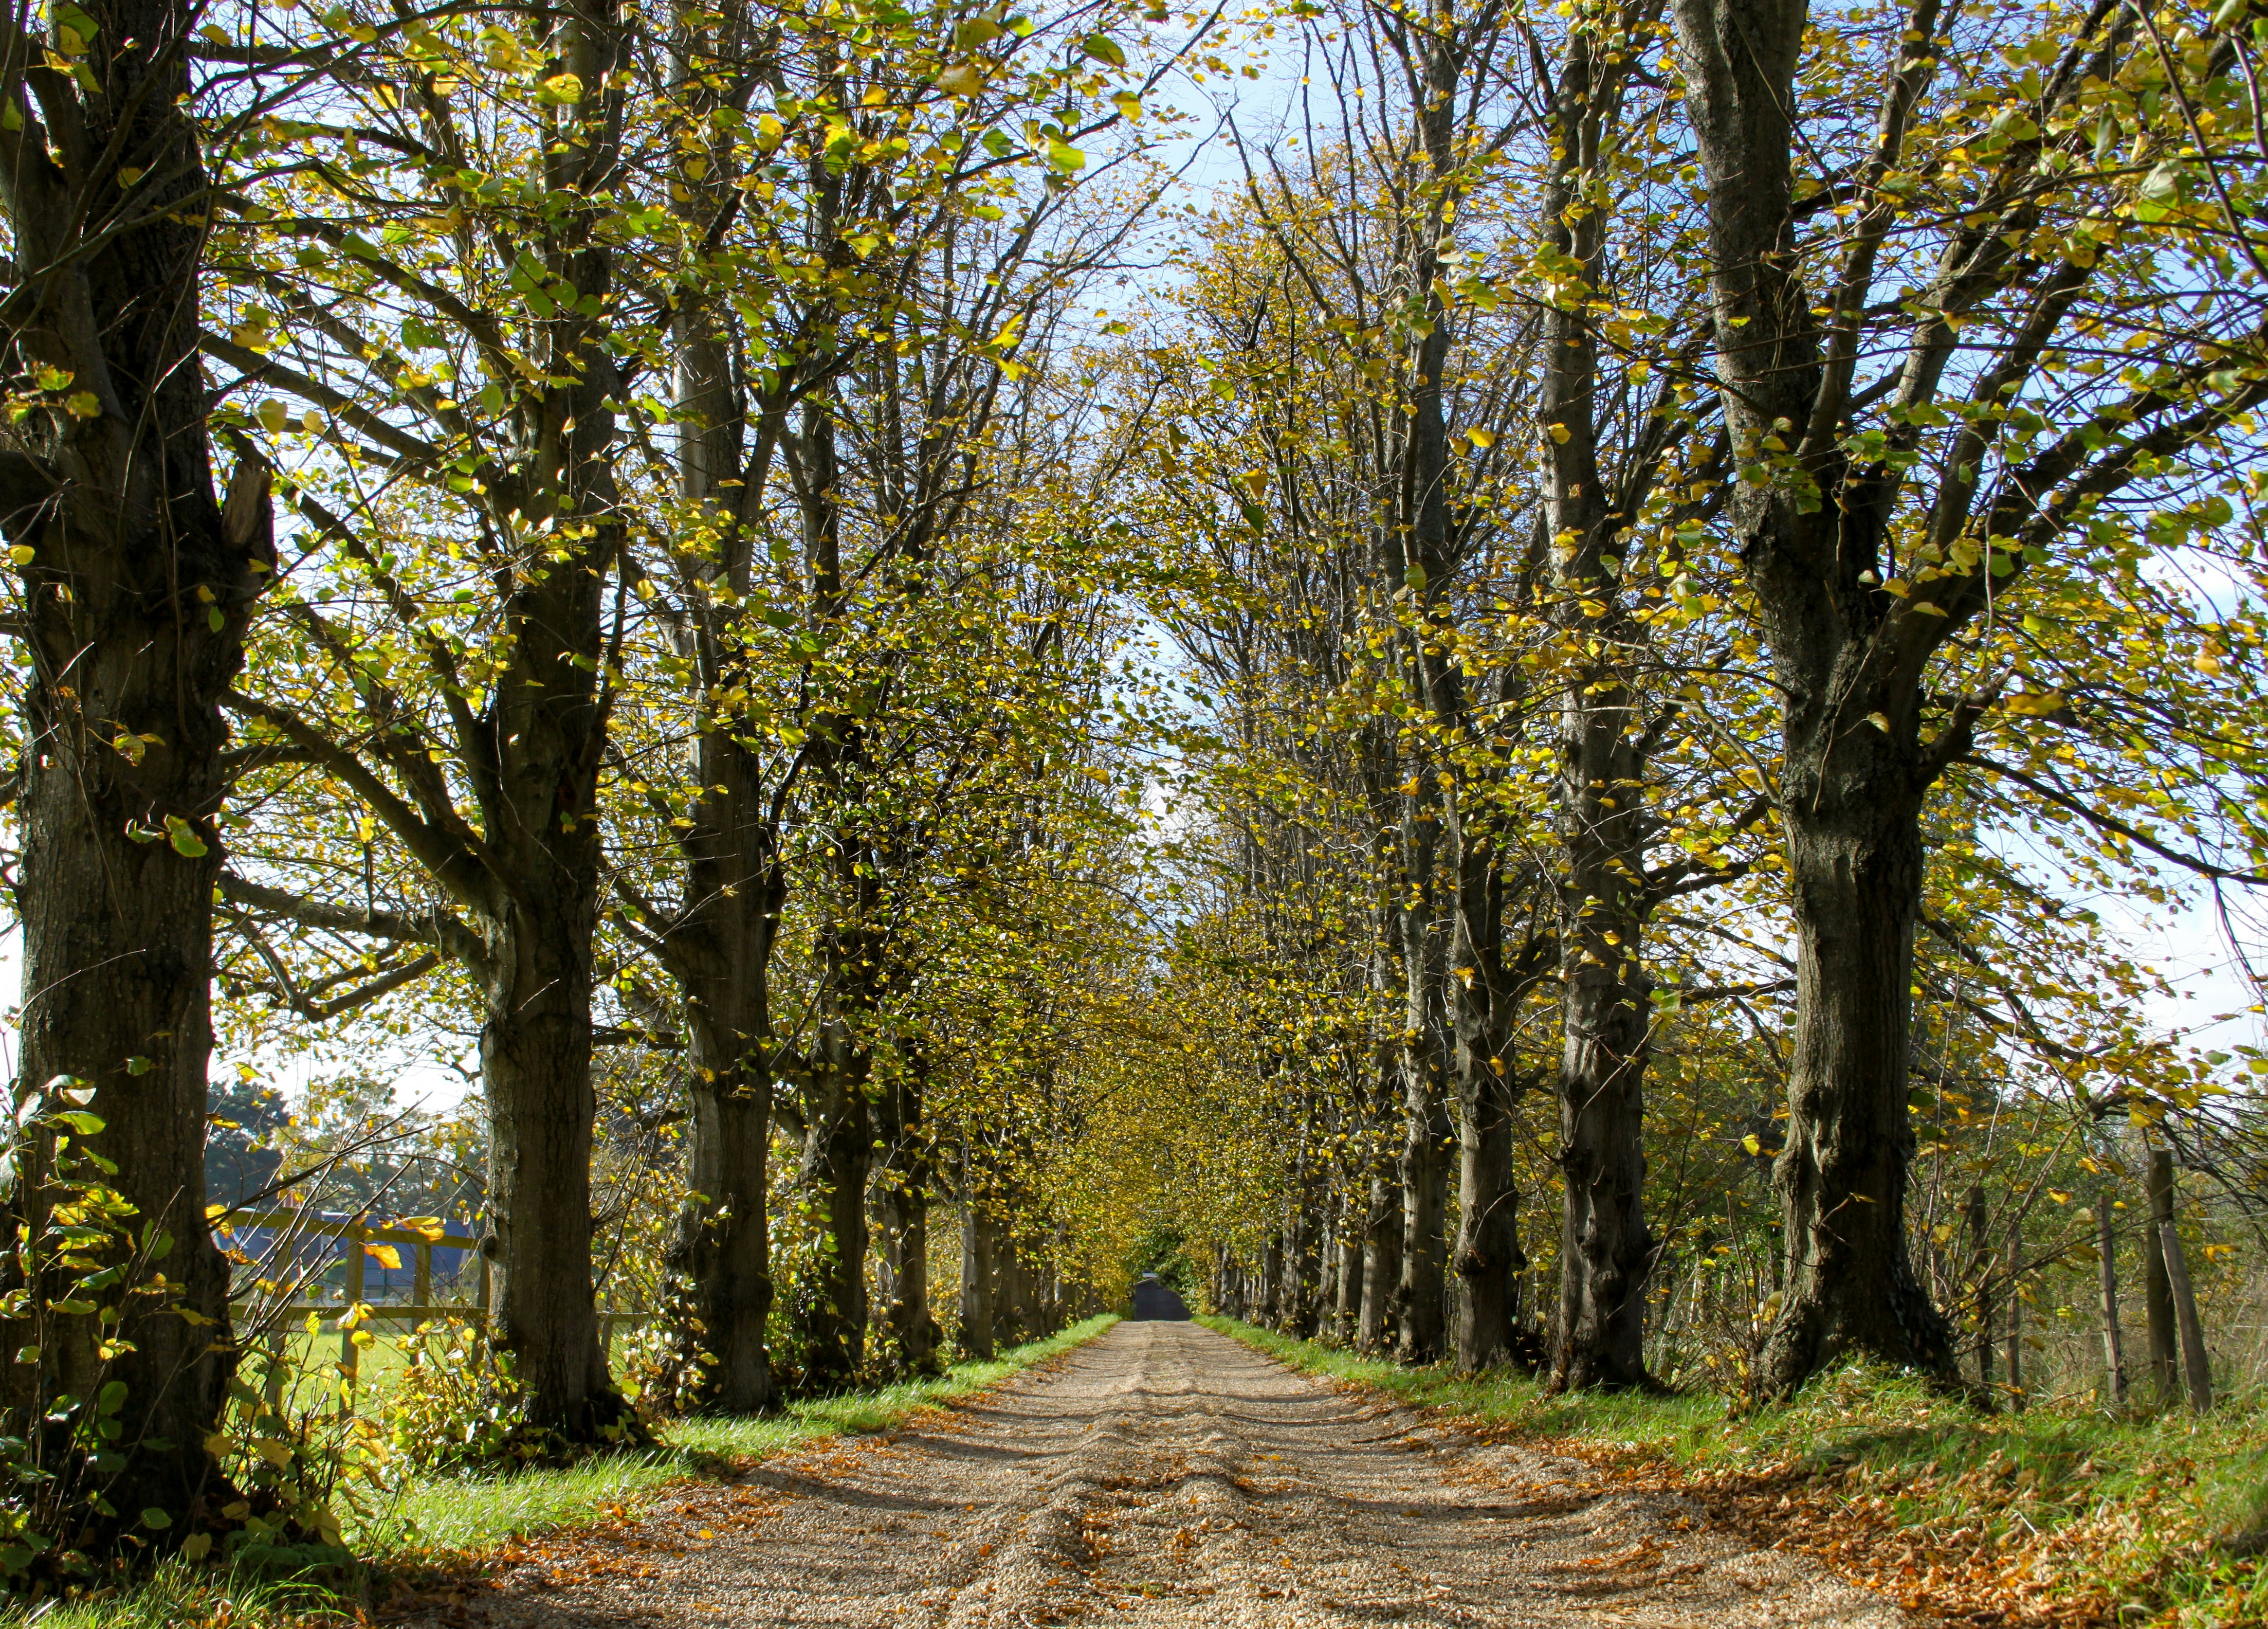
[
  {"x1": 1203, "y1": 1315, "x2": 2268, "y2": 1627},
  {"x1": 8, "y1": 1315, "x2": 1121, "y2": 1629},
  {"x1": 7, "y1": 1564, "x2": 353, "y2": 1629},
  {"x1": 369, "y1": 1314, "x2": 1121, "y2": 1554}
]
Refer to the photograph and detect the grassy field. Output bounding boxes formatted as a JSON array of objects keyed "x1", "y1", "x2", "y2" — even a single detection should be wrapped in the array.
[
  {"x1": 13, "y1": 1314, "x2": 1122, "y2": 1629},
  {"x1": 1203, "y1": 1315, "x2": 2267, "y2": 1628}
]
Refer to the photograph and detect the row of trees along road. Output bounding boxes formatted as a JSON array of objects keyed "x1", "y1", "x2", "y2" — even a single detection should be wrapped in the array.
[
  {"x1": 0, "y1": 0, "x2": 1210, "y2": 1550},
  {"x1": 0, "y1": 0, "x2": 2266, "y2": 1575},
  {"x1": 1125, "y1": 0, "x2": 2268, "y2": 1402}
]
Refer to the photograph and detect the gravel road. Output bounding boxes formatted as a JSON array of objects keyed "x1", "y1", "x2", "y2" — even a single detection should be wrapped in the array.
[{"x1": 436, "y1": 1319, "x2": 1903, "y2": 1628}]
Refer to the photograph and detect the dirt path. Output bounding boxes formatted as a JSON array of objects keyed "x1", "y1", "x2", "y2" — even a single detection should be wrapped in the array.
[{"x1": 437, "y1": 1320, "x2": 1903, "y2": 1628}]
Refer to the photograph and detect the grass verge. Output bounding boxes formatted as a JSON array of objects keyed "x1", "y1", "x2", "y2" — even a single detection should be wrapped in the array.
[
  {"x1": 14, "y1": 1314, "x2": 1121, "y2": 1629},
  {"x1": 1203, "y1": 1315, "x2": 2263, "y2": 1628}
]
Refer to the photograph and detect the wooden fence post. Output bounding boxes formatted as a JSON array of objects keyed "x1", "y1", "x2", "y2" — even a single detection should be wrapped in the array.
[
  {"x1": 342, "y1": 1225, "x2": 367, "y2": 1387},
  {"x1": 2158, "y1": 1216, "x2": 2214, "y2": 1413},
  {"x1": 264, "y1": 1327, "x2": 287, "y2": 1415},
  {"x1": 2143, "y1": 1148, "x2": 2181, "y2": 1400},
  {"x1": 2146, "y1": 1147, "x2": 2212, "y2": 1410}
]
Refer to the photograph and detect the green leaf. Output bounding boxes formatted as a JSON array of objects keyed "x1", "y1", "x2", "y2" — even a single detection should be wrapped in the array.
[
  {"x1": 164, "y1": 816, "x2": 208, "y2": 858},
  {"x1": 140, "y1": 1507, "x2": 171, "y2": 1530},
  {"x1": 1079, "y1": 33, "x2": 1126, "y2": 67}
]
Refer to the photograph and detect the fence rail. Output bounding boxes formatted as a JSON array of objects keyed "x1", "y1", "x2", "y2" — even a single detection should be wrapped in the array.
[{"x1": 213, "y1": 1206, "x2": 653, "y2": 1387}]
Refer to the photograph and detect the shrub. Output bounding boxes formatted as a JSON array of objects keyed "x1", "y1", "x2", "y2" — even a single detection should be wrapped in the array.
[
  {"x1": 1, "y1": 1081, "x2": 197, "y2": 1586},
  {"x1": 375, "y1": 1320, "x2": 528, "y2": 1474}
]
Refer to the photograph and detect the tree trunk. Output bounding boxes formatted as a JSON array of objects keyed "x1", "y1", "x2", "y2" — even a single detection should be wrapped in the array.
[
  {"x1": 1969, "y1": 1186, "x2": 1994, "y2": 1387},
  {"x1": 2143, "y1": 1148, "x2": 2180, "y2": 1400},
  {"x1": 797, "y1": 1035, "x2": 871, "y2": 1388},
  {"x1": 958, "y1": 1198, "x2": 996, "y2": 1360},
  {"x1": 1284, "y1": 1177, "x2": 1322, "y2": 1337},
  {"x1": 792, "y1": 836, "x2": 882, "y2": 1391},
  {"x1": 1361, "y1": 1160, "x2": 1402, "y2": 1353},
  {"x1": 480, "y1": 902, "x2": 622, "y2": 1431},
  {"x1": 660, "y1": 701, "x2": 783, "y2": 1416},
  {"x1": 1753, "y1": 794, "x2": 1954, "y2": 1395},
  {"x1": 1671, "y1": 0, "x2": 1962, "y2": 1400},
  {"x1": 1395, "y1": 798, "x2": 1451, "y2": 1363},
  {"x1": 997, "y1": 1228, "x2": 1030, "y2": 1348},
  {"x1": 1539, "y1": 16, "x2": 1657, "y2": 1395},
  {"x1": 1336, "y1": 1194, "x2": 1365, "y2": 1344},
  {"x1": 1396, "y1": 1085, "x2": 1451, "y2": 1363},
  {"x1": 0, "y1": 0, "x2": 273, "y2": 1538},
  {"x1": 673, "y1": 1038, "x2": 777, "y2": 1413},
  {"x1": 1546, "y1": 623, "x2": 1653, "y2": 1389},
  {"x1": 657, "y1": 183, "x2": 785, "y2": 1413},
  {"x1": 1552, "y1": 948, "x2": 1651, "y2": 1390},
  {"x1": 468, "y1": 0, "x2": 641, "y2": 1442},
  {"x1": 2005, "y1": 1235, "x2": 2026, "y2": 1407},
  {"x1": 873, "y1": 1070, "x2": 941, "y2": 1377},
  {"x1": 1452, "y1": 1067, "x2": 1521, "y2": 1372},
  {"x1": 2097, "y1": 1188, "x2": 2127, "y2": 1405}
]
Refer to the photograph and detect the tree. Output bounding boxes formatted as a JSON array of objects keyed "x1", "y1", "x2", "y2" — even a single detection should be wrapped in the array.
[
  {"x1": 209, "y1": 0, "x2": 645, "y2": 1440},
  {"x1": 1668, "y1": 0, "x2": 2268, "y2": 1393},
  {"x1": 0, "y1": 0, "x2": 268, "y2": 1533}
]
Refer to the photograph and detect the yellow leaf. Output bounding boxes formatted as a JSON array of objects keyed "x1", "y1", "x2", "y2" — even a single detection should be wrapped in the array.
[
  {"x1": 1548, "y1": 422, "x2": 1571, "y2": 443},
  {"x1": 1466, "y1": 428, "x2": 1495, "y2": 449},
  {"x1": 1866, "y1": 712, "x2": 1890, "y2": 731},
  {"x1": 364, "y1": 1242, "x2": 403, "y2": 1270}
]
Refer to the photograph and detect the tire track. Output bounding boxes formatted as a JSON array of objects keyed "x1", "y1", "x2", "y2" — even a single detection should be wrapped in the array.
[{"x1": 426, "y1": 1321, "x2": 1904, "y2": 1629}]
